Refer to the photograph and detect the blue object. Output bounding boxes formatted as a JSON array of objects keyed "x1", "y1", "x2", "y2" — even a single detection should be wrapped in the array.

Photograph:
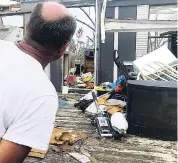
[
  {"x1": 107, "y1": 75, "x2": 126, "y2": 90},
  {"x1": 58, "y1": 98, "x2": 73, "y2": 109}
]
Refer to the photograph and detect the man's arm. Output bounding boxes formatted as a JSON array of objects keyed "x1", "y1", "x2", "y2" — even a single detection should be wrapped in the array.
[
  {"x1": 1, "y1": 95, "x2": 58, "y2": 162},
  {"x1": 0, "y1": 139, "x2": 31, "y2": 163}
]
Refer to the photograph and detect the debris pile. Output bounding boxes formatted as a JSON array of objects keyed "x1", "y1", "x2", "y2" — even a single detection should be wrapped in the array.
[
  {"x1": 74, "y1": 45, "x2": 178, "y2": 140},
  {"x1": 74, "y1": 76, "x2": 129, "y2": 139},
  {"x1": 64, "y1": 72, "x2": 94, "y2": 89}
]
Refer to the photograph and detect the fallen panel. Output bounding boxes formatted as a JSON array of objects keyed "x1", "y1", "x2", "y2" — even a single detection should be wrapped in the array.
[{"x1": 133, "y1": 46, "x2": 177, "y2": 72}]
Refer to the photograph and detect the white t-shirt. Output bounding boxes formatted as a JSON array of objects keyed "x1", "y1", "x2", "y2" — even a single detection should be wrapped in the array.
[{"x1": 0, "y1": 40, "x2": 58, "y2": 150}]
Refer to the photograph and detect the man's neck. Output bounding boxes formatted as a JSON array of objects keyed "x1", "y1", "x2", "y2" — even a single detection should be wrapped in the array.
[{"x1": 15, "y1": 37, "x2": 56, "y2": 69}]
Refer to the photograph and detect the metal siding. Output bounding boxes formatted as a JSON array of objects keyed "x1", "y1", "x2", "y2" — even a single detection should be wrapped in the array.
[
  {"x1": 118, "y1": 6, "x2": 137, "y2": 61},
  {"x1": 136, "y1": 5, "x2": 149, "y2": 59},
  {"x1": 0, "y1": 17, "x2": 3, "y2": 27},
  {"x1": 50, "y1": 59, "x2": 62, "y2": 92},
  {"x1": 99, "y1": 7, "x2": 114, "y2": 83}
]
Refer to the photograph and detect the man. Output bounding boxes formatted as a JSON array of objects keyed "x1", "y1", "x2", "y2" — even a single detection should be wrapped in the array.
[{"x1": 0, "y1": 2, "x2": 76, "y2": 163}]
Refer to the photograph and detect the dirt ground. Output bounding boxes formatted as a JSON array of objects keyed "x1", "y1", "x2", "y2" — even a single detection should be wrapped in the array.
[{"x1": 24, "y1": 94, "x2": 177, "y2": 163}]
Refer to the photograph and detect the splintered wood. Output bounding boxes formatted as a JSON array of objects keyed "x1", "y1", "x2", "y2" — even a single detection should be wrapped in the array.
[
  {"x1": 28, "y1": 149, "x2": 47, "y2": 159},
  {"x1": 50, "y1": 128, "x2": 87, "y2": 145},
  {"x1": 28, "y1": 128, "x2": 88, "y2": 159}
]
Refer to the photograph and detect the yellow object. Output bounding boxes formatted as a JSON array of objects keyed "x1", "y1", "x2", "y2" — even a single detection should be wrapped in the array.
[
  {"x1": 97, "y1": 94, "x2": 110, "y2": 105},
  {"x1": 95, "y1": 86, "x2": 111, "y2": 92},
  {"x1": 97, "y1": 98, "x2": 105, "y2": 105},
  {"x1": 50, "y1": 128, "x2": 87, "y2": 145},
  {"x1": 107, "y1": 106, "x2": 123, "y2": 115},
  {"x1": 82, "y1": 76, "x2": 92, "y2": 82}
]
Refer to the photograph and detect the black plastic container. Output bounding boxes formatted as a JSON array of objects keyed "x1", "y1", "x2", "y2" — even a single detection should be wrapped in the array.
[{"x1": 127, "y1": 80, "x2": 177, "y2": 141}]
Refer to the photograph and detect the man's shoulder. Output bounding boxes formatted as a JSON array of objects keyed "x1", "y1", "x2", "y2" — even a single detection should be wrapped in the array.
[
  {"x1": 0, "y1": 40, "x2": 13, "y2": 45},
  {"x1": 39, "y1": 76, "x2": 57, "y2": 95},
  {"x1": 29, "y1": 72, "x2": 57, "y2": 97},
  {"x1": 0, "y1": 40, "x2": 16, "y2": 53}
]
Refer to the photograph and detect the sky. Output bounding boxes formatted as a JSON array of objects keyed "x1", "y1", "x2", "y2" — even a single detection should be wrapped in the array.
[{"x1": 2, "y1": 7, "x2": 95, "y2": 42}]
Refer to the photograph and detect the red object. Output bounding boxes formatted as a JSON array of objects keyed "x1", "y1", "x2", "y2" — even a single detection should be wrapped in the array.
[
  {"x1": 66, "y1": 75, "x2": 77, "y2": 85},
  {"x1": 114, "y1": 85, "x2": 122, "y2": 92}
]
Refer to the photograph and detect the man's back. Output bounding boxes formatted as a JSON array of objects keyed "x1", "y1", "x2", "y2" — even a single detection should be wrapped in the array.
[{"x1": 0, "y1": 40, "x2": 58, "y2": 150}]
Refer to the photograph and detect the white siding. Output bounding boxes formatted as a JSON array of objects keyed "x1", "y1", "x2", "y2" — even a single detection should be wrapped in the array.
[
  {"x1": 113, "y1": 7, "x2": 119, "y2": 82},
  {"x1": 44, "y1": 64, "x2": 51, "y2": 79},
  {"x1": 136, "y1": 5, "x2": 149, "y2": 59}
]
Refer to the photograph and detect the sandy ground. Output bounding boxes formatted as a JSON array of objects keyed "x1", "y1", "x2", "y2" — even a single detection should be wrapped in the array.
[{"x1": 24, "y1": 94, "x2": 177, "y2": 163}]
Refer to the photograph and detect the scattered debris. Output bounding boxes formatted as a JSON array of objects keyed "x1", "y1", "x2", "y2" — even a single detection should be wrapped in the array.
[
  {"x1": 74, "y1": 74, "x2": 128, "y2": 139},
  {"x1": 58, "y1": 98, "x2": 74, "y2": 109},
  {"x1": 133, "y1": 46, "x2": 177, "y2": 73},
  {"x1": 111, "y1": 112, "x2": 128, "y2": 135},
  {"x1": 81, "y1": 72, "x2": 93, "y2": 82},
  {"x1": 26, "y1": 94, "x2": 177, "y2": 162},
  {"x1": 107, "y1": 106, "x2": 123, "y2": 115},
  {"x1": 80, "y1": 90, "x2": 97, "y2": 101},
  {"x1": 107, "y1": 75, "x2": 126, "y2": 90},
  {"x1": 74, "y1": 99, "x2": 93, "y2": 113},
  {"x1": 51, "y1": 146, "x2": 61, "y2": 153},
  {"x1": 68, "y1": 153, "x2": 91, "y2": 163},
  {"x1": 28, "y1": 45, "x2": 177, "y2": 162},
  {"x1": 62, "y1": 86, "x2": 69, "y2": 94},
  {"x1": 64, "y1": 72, "x2": 94, "y2": 89},
  {"x1": 50, "y1": 128, "x2": 88, "y2": 152},
  {"x1": 105, "y1": 99, "x2": 126, "y2": 107},
  {"x1": 65, "y1": 75, "x2": 77, "y2": 85},
  {"x1": 138, "y1": 61, "x2": 178, "y2": 81},
  {"x1": 28, "y1": 148, "x2": 48, "y2": 159}
]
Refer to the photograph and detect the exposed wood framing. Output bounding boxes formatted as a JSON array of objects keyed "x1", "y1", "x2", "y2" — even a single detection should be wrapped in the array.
[{"x1": 104, "y1": 19, "x2": 177, "y2": 32}]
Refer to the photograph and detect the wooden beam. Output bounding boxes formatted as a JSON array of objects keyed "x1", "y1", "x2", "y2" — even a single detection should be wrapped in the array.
[
  {"x1": 104, "y1": 19, "x2": 177, "y2": 32},
  {"x1": 106, "y1": 0, "x2": 177, "y2": 7}
]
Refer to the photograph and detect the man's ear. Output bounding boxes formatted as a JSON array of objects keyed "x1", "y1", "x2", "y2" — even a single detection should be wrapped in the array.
[
  {"x1": 59, "y1": 42, "x2": 69, "y2": 53},
  {"x1": 54, "y1": 43, "x2": 69, "y2": 60}
]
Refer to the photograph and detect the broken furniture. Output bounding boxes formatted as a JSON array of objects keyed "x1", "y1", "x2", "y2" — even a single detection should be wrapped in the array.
[
  {"x1": 133, "y1": 46, "x2": 178, "y2": 81},
  {"x1": 137, "y1": 61, "x2": 178, "y2": 81}
]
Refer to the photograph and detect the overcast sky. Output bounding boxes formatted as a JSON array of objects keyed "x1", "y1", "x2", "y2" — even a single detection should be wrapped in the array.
[{"x1": 2, "y1": 7, "x2": 95, "y2": 42}]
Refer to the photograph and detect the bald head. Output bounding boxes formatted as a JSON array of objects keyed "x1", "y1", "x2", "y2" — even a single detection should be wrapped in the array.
[
  {"x1": 26, "y1": 2, "x2": 76, "y2": 51},
  {"x1": 41, "y1": 2, "x2": 72, "y2": 21}
]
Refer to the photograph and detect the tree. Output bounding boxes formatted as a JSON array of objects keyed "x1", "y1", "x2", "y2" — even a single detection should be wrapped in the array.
[
  {"x1": 69, "y1": 28, "x2": 85, "y2": 64},
  {"x1": 86, "y1": 36, "x2": 94, "y2": 49},
  {"x1": 69, "y1": 39, "x2": 77, "y2": 54}
]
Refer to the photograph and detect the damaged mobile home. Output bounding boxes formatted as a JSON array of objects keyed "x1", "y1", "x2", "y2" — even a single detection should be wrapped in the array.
[{"x1": 0, "y1": 0, "x2": 177, "y2": 162}]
